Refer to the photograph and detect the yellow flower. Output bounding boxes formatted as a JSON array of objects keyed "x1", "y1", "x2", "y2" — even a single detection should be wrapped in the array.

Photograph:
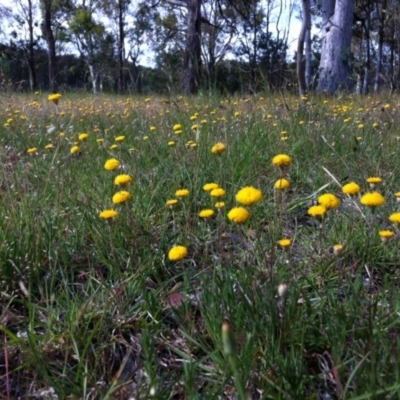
[
  {"x1": 97, "y1": 138, "x2": 104, "y2": 143},
  {"x1": 48, "y1": 93, "x2": 62, "y2": 103},
  {"x1": 274, "y1": 179, "x2": 290, "y2": 190},
  {"x1": 318, "y1": 193, "x2": 340, "y2": 210},
  {"x1": 379, "y1": 230, "x2": 395, "y2": 242},
  {"x1": 104, "y1": 158, "x2": 120, "y2": 171},
  {"x1": 235, "y1": 186, "x2": 263, "y2": 206},
  {"x1": 277, "y1": 239, "x2": 292, "y2": 248},
  {"x1": 358, "y1": 124, "x2": 364, "y2": 129},
  {"x1": 45, "y1": 144, "x2": 54, "y2": 150},
  {"x1": 210, "y1": 188, "x2": 226, "y2": 198},
  {"x1": 168, "y1": 141, "x2": 176, "y2": 146},
  {"x1": 366, "y1": 177, "x2": 382, "y2": 188},
  {"x1": 174, "y1": 130, "x2": 183, "y2": 135},
  {"x1": 272, "y1": 154, "x2": 292, "y2": 168},
  {"x1": 360, "y1": 192, "x2": 385, "y2": 207},
  {"x1": 307, "y1": 205, "x2": 327, "y2": 219},
  {"x1": 173, "y1": 124, "x2": 182, "y2": 131},
  {"x1": 175, "y1": 189, "x2": 190, "y2": 198},
  {"x1": 78, "y1": 133, "x2": 88, "y2": 140},
  {"x1": 199, "y1": 209, "x2": 215, "y2": 219},
  {"x1": 228, "y1": 207, "x2": 250, "y2": 223},
  {"x1": 150, "y1": 126, "x2": 156, "y2": 131},
  {"x1": 389, "y1": 212, "x2": 400, "y2": 225},
  {"x1": 166, "y1": 199, "x2": 178, "y2": 207},
  {"x1": 203, "y1": 183, "x2": 219, "y2": 192},
  {"x1": 115, "y1": 135, "x2": 125, "y2": 142},
  {"x1": 112, "y1": 190, "x2": 131, "y2": 204},
  {"x1": 333, "y1": 244, "x2": 344, "y2": 255},
  {"x1": 27, "y1": 147, "x2": 37, "y2": 154},
  {"x1": 395, "y1": 192, "x2": 400, "y2": 202},
  {"x1": 110, "y1": 144, "x2": 118, "y2": 149},
  {"x1": 211, "y1": 142, "x2": 226, "y2": 154},
  {"x1": 168, "y1": 245, "x2": 188, "y2": 261},
  {"x1": 99, "y1": 209, "x2": 118, "y2": 220},
  {"x1": 70, "y1": 146, "x2": 80, "y2": 154},
  {"x1": 215, "y1": 202, "x2": 225, "y2": 208},
  {"x1": 342, "y1": 182, "x2": 361, "y2": 196},
  {"x1": 114, "y1": 174, "x2": 133, "y2": 186}
]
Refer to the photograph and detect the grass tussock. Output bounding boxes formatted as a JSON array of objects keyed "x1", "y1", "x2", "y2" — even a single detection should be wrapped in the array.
[{"x1": 1, "y1": 92, "x2": 400, "y2": 399}]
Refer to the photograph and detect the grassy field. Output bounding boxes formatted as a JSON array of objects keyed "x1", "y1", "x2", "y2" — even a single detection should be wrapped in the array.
[{"x1": 1, "y1": 91, "x2": 400, "y2": 399}]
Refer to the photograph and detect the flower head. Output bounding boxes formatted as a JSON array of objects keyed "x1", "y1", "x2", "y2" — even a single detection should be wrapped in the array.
[
  {"x1": 333, "y1": 244, "x2": 344, "y2": 255},
  {"x1": 168, "y1": 245, "x2": 188, "y2": 261},
  {"x1": 104, "y1": 158, "x2": 120, "y2": 171},
  {"x1": 203, "y1": 183, "x2": 219, "y2": 192},
  {"x1": 379, "y1": 230, "x2": 395, "y2": 243},
  {"x1": 318, "y1": 193, "x2": 340, "y2": 210},
  {"x1": 27, "y1": 147, "x2": 37, "y2": 154},
  {"x1": 367, "y1": 177, "x2": 382, "y2": 188},
  {"x1": 235, "y1": 186, "x2": 263, "y2": 206},
  {"x1": 307, "y1": 205, "x2": 327, "y2": 219},
  {"x1": 115, "y1": 135, "x2": 125, "y2": 142},
  {"x1": 211, "y1": 142, "x2": 226, "y2": 154},
  {"x1": 112, "y1": 191, "x2": 131, "y2": 204},
  {"x1": 45, "y1": 144, "x2": 54, "y2": 150},
  {"x1": 272, "y1": 154, "x2": 292, "y2": 168},
  {"x1": 166, "y1": 199, "x2": 178, "y2": 207},
  {"x1": 342, "y1": 182, "x2": 361, "y2": 196},
  {"x1": 227, "y1": 207, "x2": 250, "y2": 223},
  {"x1": 99, "y1": 209, "x2": 118, "y2": 220},
  {"x1": 215, "y1": 202, "x2": 225, "y2": 209},
  {"x1": 48, "y1": 93, "x2": 62, "y2": 104},
  {"x1": 199, "y1": 209, "x2": 215, "y2": 219},
  {"x1": 173, "y1": 124, "x2": 182, "y2": 131},
  {"x1": 114, "y1": 174, "x2": 133, "y2": 186},
  {"x1": 79, "y1": 133, "x2": 88, "y2": 141},
  {"x1": 274, "y1": 178, "x2": 291, "y2": 190},
  {"x1": 277, "y1": 239, "x2": 292, "y2": 248},
  {"x1": 210, "y1": 188, "x2": 226, "y2": 198},
  {"x1": 360, "y1": 192, "x2": 386, "y2": 207},
  {"x1": 175, "y1": 189, "x2": 189, "y2": 198},
  {"x1": 70, "y1": 146, "x2": 80, "y2": 154},
  {"x1": 389, "y1": 212, "x2": 400, "y2": 225}
]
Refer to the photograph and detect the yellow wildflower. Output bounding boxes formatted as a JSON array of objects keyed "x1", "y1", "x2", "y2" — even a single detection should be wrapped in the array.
[
  {"x1": 274, "y1": 179, "x2": 291, "y2": 190},
  {"x1": 342, "y1": 182, "x2": 361, "y2": 196},
  {"x1": 389, "y1": 213, "x2": 400, "y2": 225},
  {"x1": 235, "y1": 186, "x2": 263, "y2": 206},
  {"x1": 114, "y1": 174, "x2": 133, "y2": 186},
  {"x1": 27, "y1": 148, "x2": 37, "y2": 154},
  {"x1": 227, "y1": 207, "x2": 250, "y2": 223},
  {"x1": 70, "y1": 146, "x2": 80, "y2": 154},
  {"x1": 203, "y1": 183, "x2": 219, "y2": 192},
  {"x1": 175, "y1": 189, "x2": 189, "y2": 198},
  {"x1": 78, "y1": 133, "x2": 88, "y2": 141},
  {"x1": 166, "y1": 199, "x2": 178, "y2": 207},
  {"x1": 215, "y1": 202, "x2": 225, "y2": 208},
  {"x1": 379, "y1": 230, "x2": 395, "y2": 243},
  {"x1": 168, "y1": 245, "x2": 188, "y2": 261},
  {"x1": 277, "y1": 239, "x2": 292, "y2": 248},
  {"x1": 307, "y1": 205, "x2": 327, "y2": 219},
  {"x1": 272, "y1": 154, "x2": 292, "y2": 168},
  {"x1": 318, "y1": 193, "x2": 340, "y2": 210},
  {"x1": 199, "y1": 209, "x2": 215, "y2": 219},
  {"x1": 211, "y1": 142, "x2": 226, "y2": 154},
  {"x1": 104, "y1": 158, "x2": 120, "y2": 171},
  {"x1": 115, "y1": 135, "x2": 125, "y2": 142},
  {"x1": 210, "y1": 188, "x2": 226, "y2": 198},
  {"x1": 360, "y1": 192, "x2": 385, "y2": 207},
  {"x1": 112, "y1": 191, "x2": 131, "y2": 204},
  {"x1": 99, "y1": 209, "x2": 118, "y2": 220}
]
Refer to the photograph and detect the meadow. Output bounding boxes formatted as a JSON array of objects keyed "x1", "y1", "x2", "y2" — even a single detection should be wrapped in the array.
[{"x1": 1, "y1": 91, "x2": 400, "y2": 399}]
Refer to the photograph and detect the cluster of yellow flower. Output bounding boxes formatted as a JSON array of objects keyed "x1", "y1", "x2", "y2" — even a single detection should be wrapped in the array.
[{"x1": 99, "y1": 158, "x2": 133, "y2": 220}]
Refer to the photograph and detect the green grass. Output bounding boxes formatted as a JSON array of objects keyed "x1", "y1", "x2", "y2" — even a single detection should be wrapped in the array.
[{"x1": 1, "y1": 92, "x2": 400, "y2": 399}]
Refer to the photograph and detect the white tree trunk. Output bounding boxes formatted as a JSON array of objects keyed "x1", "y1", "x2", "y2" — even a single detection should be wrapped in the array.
[
  {"x1": 317, "y1": 0, "x2": 355, "y2": 93},
  {"x1": 88, "y1": 63, "x2": 98, "y2": 94}
]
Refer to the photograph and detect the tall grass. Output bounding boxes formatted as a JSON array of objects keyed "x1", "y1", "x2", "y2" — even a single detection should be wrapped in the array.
[{"x1": 1, "y1": 92, "x2": 400, "y2": 399}]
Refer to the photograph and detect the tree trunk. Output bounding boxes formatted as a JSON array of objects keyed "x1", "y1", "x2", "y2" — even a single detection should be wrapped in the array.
[
  {"x1": 374, "y1": 0, "x2": 386, "y2": 93},
  {"x1": 317, "y1": 0, "x2": 355, "y2": 93},
  {"x1": 297, "y1": 0, "x2": 311, "y2": 96},
  {"x1": 183, "y1": 0, "x2": 201, "y2": 94},
  {"x1": 42, "y1": 0, "x2": 57, "y2": 92},
  {"x1": 117, "y1": 0, "x2": 125, "y2": 93},
  {"x1": 305, "y1": 26, "x2": 312, "y2": 90},
  {"x1": 88, "y1": 63, "x2": 97, "y2": 94},
  {"x1": 362, "y1": 0, "x2": 371, "y2": 94},
  {"x1": 27, "y1": 0, "x2": 37, "y2": 90}
]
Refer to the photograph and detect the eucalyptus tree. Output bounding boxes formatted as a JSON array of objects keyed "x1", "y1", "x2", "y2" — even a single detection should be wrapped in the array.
[
  {"x1": 68, "y1": 0, "x2": 114, "y2": 93},
  {"x1": 317, "y1": 0, "x2": 355, "y2": 93}
]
